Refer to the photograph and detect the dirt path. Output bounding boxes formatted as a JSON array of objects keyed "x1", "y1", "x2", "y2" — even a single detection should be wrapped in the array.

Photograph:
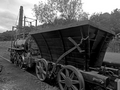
[{"x1": 0, "y1": 57, "x2": 58, "y2": 90}]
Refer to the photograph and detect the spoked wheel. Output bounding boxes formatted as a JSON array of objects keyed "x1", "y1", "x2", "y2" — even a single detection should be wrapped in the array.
[
  {"x1": 10, "y1": 53, "x2": 14, "y2": 63},
  {"x1": 14, "y1": 54, "x2": 18, "y2": 66},
  {"x1": 18, "y1": 55, "x2": 24, "y2": 69},
  {"x1": 36, "y1": 58, "x2": 48, "y2": 81},
  {"x1": 58, "y1": 65, "x2": 85, "y2": 90}
]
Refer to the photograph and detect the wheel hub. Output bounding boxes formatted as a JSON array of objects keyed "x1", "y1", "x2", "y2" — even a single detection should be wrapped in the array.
[{"x1": 65, "y1": 77, "x2": 72, "y2": 87}]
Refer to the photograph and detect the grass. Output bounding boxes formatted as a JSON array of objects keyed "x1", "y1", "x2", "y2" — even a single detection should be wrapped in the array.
[
  {"x1": 104, "y1": 52, "x2": 120, "y2": 63},
  {"x1": 0, "y1": 41, "x2": 11, "y2": 59}
]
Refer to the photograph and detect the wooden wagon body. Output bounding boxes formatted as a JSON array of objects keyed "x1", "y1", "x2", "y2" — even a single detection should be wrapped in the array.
[{"x1": 30, "y1": 21, "x2": 114, "y2": 70}]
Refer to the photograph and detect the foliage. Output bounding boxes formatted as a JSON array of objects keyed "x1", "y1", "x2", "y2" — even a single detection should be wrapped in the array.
[
  {"x1": 90, "y1": 9, "x2": 120, "y2": 34},
  {"x1": 0, "y1": 31, "x2": 15, "y2": 41},
  {"x1": 33, "y1": 0, "x2": 88, "y2": 24},
  {"x1": 33, "y1": 0, "x2": 57, "y2": 23},
  {"x1": 52, "y1": 0, "x2": 83, "y2": 20},
  {"x1": 23, "y1": 26, "x2": 36, "y2": 33},
  {"x1": 0, "y1": 26, "x2": 35, "y2": 41},
  {"x1": 110, "y1": 9, "x2": 120, "y2": 34},
  {"x1": 90, "y1": 13, "x2": 111, "y2": 28}
]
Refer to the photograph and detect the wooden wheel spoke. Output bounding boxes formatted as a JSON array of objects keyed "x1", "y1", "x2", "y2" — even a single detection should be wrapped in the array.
[
  {"x1": 61, "y1": 72, "x2": 66, "y2": 79},
  {"x1": 37, "y1": 69, "x2": 44, "y2": 79},
  {"x1": 39, "y1": 74, "x2": 43, "y2": 79},
  {"x1": 38, "y1": 62, "x2": 42, "y2": 67},
  {"x1": 36, "y1": 70, "x2": 39, "y2": 74},
  {"x1": 71, "y1": 85, "x2": 78, "y2": 90},
  {"x1": 64, "y1": 85, "x2": 67, "y2": 90},
  {"x1": 65, "y1": 69, "x2": 69, "y2": 77},
  {"x1": 40, "y1": 63, "x2": 45, "y2": 70},
  {"x1": 72, "y1": 80, "x2": 79, "y2": 85},
  {"x1": 41, "y1": 62, "x2": 44, "y2": 68},
  {"x1": 69, "y1": 87, "x2": 72, "y2": 90},
  {"x1": 37, "y1": 66, "x2": 42, "y2": 73},
  {"x1": 41, "y1": 73, "x2": 45, "y2": 79},
  {"x1": 70, "y1": 72, "x2": 74, "y2": 79},
  {"x1": 43, "y1": 70, "x2": 46, "y2": 75},
  {"x1": 36, "y1": 66, "x2": 40, "y2": 69},
  {"x1": 59, "y1": 83, "x2": 64, "y2": 90},
  {"x1": 36, "y1": 68, "x2": 40, "y2": 74},
  {"x1": 59, "y1": 80, "x2": 65, "y2": 84},
  {"x1": 19, "y1": 57, "x2": 23, "y2": 68}
]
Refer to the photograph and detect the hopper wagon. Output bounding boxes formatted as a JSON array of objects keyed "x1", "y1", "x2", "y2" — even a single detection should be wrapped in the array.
[
  {"x1": 29, "y1": 21, "x2": 120, "y2": 90},
  {"x1": 8, "y1": 6, "x2": 120, "y2": 90}
]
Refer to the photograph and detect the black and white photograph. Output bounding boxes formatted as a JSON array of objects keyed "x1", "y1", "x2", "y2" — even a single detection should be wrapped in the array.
[{"x1": 0, "y1": 0, "x2": 120, "y2": 90}]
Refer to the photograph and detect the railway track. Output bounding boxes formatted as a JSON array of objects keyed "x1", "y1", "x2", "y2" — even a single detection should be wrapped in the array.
[{"x1": 0, "y1": 55, "x2": 10, "y2": 62}]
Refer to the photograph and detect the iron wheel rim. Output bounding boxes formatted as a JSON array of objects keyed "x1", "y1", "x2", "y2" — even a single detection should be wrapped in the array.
[
  {"x1": 18, "y1": 56, "x2": 24, "y2": 68},
  {"x1": 36, "y1": 59, "x2": 48, "y2": 81},
  {"x1": 58, "y1": 65, "x2": 84, "y2": 90}
]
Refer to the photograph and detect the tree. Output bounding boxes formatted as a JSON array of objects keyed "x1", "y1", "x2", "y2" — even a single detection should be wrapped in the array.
[
  {"x1": 90, "y1": 13, "x2": 111, "y2": 29},
  {"x1": 110, "y1": 9, "x2": 120, "y2": 34},
  {"x1": 53, "y1": 0, "x2": 83, "y2": 20},
  {"x1": 0, "y1": 30, "x2": 15, "y2": 41},
  {"x1": 33, "y1": 0, "x2": 87, "y2": 24},
  {"x1": 33, "y1": 0, "x2": 59, "y2": 23},
  {"x1": 90, "y1": 9, "x2": 120, "y2": 34}
]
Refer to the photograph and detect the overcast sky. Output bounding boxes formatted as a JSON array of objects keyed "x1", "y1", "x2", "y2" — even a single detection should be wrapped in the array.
[{"x1": 0, "y1": 0, "x2": 120, "y2": 33}]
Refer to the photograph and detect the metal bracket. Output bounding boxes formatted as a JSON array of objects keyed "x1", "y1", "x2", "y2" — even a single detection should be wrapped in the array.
[
  {"x1": 56, "y1": 36, "x2": 89, "y2": 64},
  {"x1": 68, "y1": 37, "x2": 85, "y2": 53}
]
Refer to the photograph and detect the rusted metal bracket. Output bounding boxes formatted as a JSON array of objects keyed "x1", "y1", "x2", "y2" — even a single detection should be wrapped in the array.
[
  {"x1": 68, "y1": 37, "x2": 85, "y2": 53},
  {"x1": 56, "y1": 36, "x2": 89, "y2": 64}
]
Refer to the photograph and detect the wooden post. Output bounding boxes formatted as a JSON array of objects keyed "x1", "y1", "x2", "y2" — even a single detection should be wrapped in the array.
[
  {"x1": 35, "y1": 19, "x2": 37, "y2": 30},
  {"x1": 30, "y1": 22, "x2": 32, "y2": 26},
  {"x1": 24, "y1": 16, "x2": 26, "y2": 27},
  {"x1": 18, "y1": 6, "x2": 23, "y2": 34}
]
